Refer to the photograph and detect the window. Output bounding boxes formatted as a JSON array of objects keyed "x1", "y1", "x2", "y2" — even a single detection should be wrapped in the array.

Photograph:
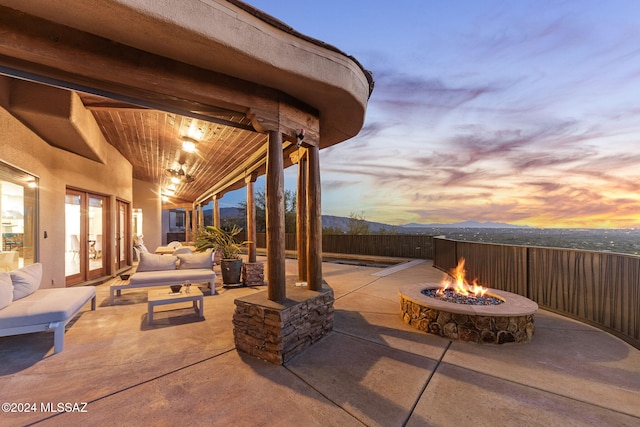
[
  {"x1": 0, "y1": 161, "x2": 38, "y2": 268},
  {"x1": 169, "y1": 209, "x2": 186, "y2": 231}
]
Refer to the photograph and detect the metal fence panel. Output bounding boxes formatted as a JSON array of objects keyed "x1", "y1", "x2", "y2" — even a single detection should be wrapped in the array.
[
  {"x1": 456, "y1": 241, "x2": 528, "y2": 296},
  {"x1": 433, "y1": 237, "x2": 457, "y2": 272},
  {"x1": 529, "y1": 248, "x2": 640, "y2": 343},
  {"x1": 256, "y1": 233, "x2": 434, "y2": 259}
]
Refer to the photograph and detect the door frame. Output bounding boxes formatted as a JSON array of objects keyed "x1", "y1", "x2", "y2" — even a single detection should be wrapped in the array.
[
  {"x1": 116, "y1": 198, "x2": 131, "y2": 271},
  {"x1": 65, "y1": 187, "x2": 110, "y2": 285}
]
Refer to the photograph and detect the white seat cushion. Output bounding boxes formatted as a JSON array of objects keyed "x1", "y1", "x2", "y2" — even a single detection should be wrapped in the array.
[
  {"x1": 129, "y1": 269, "x2": 215, "y2": 285},
  {"x1": 0, "y1": 287, "x2": 95, "y2": 329}
]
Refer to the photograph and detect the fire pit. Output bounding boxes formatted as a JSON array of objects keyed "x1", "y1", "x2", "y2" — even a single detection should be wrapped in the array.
[{"x1": 399, "y1": 259, "x2": 538, "y2": 344}]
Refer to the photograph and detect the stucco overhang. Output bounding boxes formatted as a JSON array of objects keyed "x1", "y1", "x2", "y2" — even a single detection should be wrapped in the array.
[
  {"x1": 0, "y1": 0, "x2": 373, "y2": 148},
  {"x1": 0, "y1": 78, "x2": 109, "y2": 163}
]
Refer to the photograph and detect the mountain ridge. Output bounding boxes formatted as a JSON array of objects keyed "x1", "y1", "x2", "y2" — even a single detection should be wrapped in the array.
[
  {"x1": 217, "y1": 208, "x2": 527, "y2": 232},
  {"x1": 402, "y1": 220, "x2": 529, "y2": 229}
]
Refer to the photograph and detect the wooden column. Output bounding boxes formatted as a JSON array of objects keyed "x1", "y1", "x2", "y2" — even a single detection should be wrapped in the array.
[
  {"x1": 197, "y1": 204, "x2": 204, "y2": 228},
  {"x1": 296, "y1": 150, "x2": 308, "y2": 281},
  {"x1": 266, "y1": 130, "x2": 286, "y2": 301},
  {"x1": 245, "y1": 174, "x2": 257, "y2": 263},
  {"x1": 213, "y1": 195, "x2": 220, "y2": 228},
  {"x1": 185, "y1": 209, "x2": 191, "y2": 242},
  {"x1": 191, "y1": 205, "x2": 198, "y2": 234},
  {"x1": 306, "y1": 144, "x2": 322, "y2": 291}
]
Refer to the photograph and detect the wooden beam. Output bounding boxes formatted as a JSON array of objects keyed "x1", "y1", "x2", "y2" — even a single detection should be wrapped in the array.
[
  {"x1": 266, "y1": 131, "x2": 286, "y2": 301},
  {"x1": 279, "y1": 100, "x2": 320, "y2": 147},
  {"x1": 0, "y1": 7, "x2": 273, "y2": 132},
  {"x1": 193, "y1": 141, "x2": 270, "y2": 205},
  {"x1": 250, "y1": 98, "x2": 319, "y2": 146},
  {"x1": 80, "y1": 93, "x2": 254, "y2": 131}
]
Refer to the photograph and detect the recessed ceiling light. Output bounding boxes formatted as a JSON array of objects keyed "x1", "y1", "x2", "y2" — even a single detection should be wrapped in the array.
[{"x1": 182, "y1": 137, "x2": 198, "y2": 153}]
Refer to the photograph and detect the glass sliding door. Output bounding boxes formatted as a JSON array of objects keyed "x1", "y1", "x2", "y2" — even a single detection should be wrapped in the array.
[{"x1": 65, "y1": 188, "x2": 108, "y2": 285}]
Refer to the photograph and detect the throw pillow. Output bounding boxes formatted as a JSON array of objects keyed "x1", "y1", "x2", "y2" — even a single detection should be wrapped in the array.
[
  {"x1": 136, "y1": 252, "x2": 178, "y2": 272},
  {"x1": 10, "y1": 262, "x2": 42, "y2": 301},
  {"x1": 177, "y1": 251, "x2": 213, "y2": 270},
  {"x1": 0, "y1": 272, "x2": 12, "y2": 309}
]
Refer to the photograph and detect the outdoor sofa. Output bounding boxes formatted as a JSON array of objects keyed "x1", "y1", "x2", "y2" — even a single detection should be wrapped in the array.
[
  {"x1": 110, "y1": 251, "x2": 216, "y2": 303},
  {"x1": 0, "y1": 263, "x2": 96, "y2": 354}
]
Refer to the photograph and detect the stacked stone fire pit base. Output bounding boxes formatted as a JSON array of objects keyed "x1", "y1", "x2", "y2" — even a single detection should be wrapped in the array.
[{"x1": 399, "y1": 284, "x2": 538, "y2": 344}]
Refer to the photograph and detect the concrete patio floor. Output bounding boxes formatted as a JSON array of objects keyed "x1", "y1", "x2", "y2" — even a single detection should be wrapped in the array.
[{"x1": 1, "y1": 258, "x2": 639, "y2": 426}]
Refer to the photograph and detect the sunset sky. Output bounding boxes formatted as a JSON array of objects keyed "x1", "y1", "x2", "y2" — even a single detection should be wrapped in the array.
[{"x1": 231, "y1": 0, "x2": 640, "y2": 229}]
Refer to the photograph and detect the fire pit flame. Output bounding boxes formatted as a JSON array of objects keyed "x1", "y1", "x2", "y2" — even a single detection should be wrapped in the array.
[{"x1": 437, "y1": 258, "x2": 488, "y2": 298}]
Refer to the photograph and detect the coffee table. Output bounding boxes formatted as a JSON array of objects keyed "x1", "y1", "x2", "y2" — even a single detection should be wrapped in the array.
[{"x1": 147, "y1": 286, "x2": 204, "y2": 325}]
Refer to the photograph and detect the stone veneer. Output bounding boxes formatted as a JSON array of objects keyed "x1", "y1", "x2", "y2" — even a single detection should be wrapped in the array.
[
  {"x1": 242, "y1": 262, "x2": 265, "y2": 287},
  {"x1": 399, "y1": 284, "x2": 537, "y2": 344},
  {"x1": 233, "y1": 284, "x2": 334, "y2": 364}
]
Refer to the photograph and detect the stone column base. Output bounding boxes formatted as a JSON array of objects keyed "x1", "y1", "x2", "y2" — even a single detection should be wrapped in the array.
[
  {"x1": 242, "y1": 262, "x2": 265, "y2": 286},
  {"x1": 233, "y1": 284, "x2": 334, "y2": 364}
]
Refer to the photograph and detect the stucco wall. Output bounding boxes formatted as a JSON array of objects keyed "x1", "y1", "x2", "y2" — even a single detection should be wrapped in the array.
[
  {"x1": 133, "y1": 178, "x2": 161, "y2": 254},
  {"x1": 0, "y1": 106, "x2": 133, "y2": 288}
]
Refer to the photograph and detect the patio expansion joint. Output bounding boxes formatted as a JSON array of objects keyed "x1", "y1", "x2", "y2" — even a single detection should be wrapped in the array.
[
  {"x1": 329, "y1": 329, "x2": 449, "y2": 364},
  {"x1": 288, "y1": 329, "x2": 453, "y2": 427},
  {"x1": 20, "y1": 348, "x2": 236, "y2": 426},
  {"x1": 282, "y1": 362, "x2": 368, "y2": 426},
  {"x1": 371, "y1": 259, "x2": 426, "y2": 277},
  {"x1": 333, "y1": 277, "x2": 383, "y2": 301},
  {"x1": 402, "y1": 340, "x2": 451, "y2": 427},
  {"x1": 436, "y1": 356, "x2": 640, "y2": 421}
]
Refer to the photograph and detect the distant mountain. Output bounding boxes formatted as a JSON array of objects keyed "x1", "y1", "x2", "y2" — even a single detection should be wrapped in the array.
[
  {"x1": 220, "y1": 207, "x2": 243, "y2": 217},
  {"x1": 321, "y1": 215, "x2": 402, "y2": 233},
  {"x1": 216, "y1": 208, "x2": 527, "y2": 233},
  {"x1": 402, "y1": 221, "x2": 528, "y2": 229}
]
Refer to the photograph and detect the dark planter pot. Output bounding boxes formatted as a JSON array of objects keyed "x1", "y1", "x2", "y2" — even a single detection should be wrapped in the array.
[{"x1": 221, "y1": 259, "x2": 242, "y2": 284}]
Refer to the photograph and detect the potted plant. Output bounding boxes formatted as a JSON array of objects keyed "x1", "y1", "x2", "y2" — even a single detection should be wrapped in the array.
[{"x1": 195, "y1": 225, "x2": 248, "y2": 285}]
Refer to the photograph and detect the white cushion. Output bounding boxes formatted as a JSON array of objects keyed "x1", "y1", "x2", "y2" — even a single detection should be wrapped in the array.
[
  {"x1": 0, "y1": 272, "x2": 12, "y2": 309},
  {"x1": 177, "y1": 251, "x2": 213, "y2": 270},
  {"x1": 10, "y1": 263, "x2": 42, "y2": 301},
  {"x1": 129, "y1": 269, "x2": 215, "y2": 285},
  {"x1": 0, "y1": 287, "x2": 96, "y2": 328},
  {"x1": 136, "y1": 252, "x2": 177, "y2": 272}
]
